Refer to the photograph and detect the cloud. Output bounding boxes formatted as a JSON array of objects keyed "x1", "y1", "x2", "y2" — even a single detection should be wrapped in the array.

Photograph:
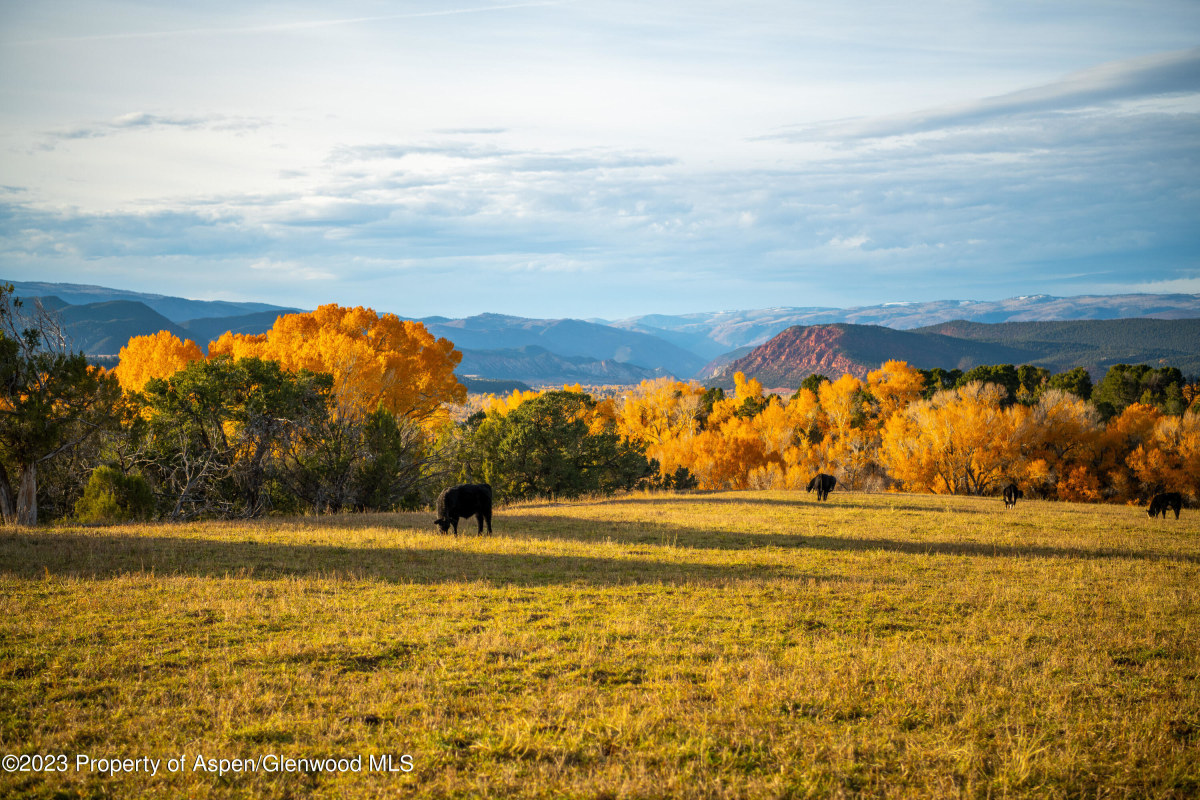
[
  {"x1": 39, "y1": 112, "x2": 266, "y2": 150},
  {"x1": 773, "y1": 48, "x2": 1200, "y2": 142}
]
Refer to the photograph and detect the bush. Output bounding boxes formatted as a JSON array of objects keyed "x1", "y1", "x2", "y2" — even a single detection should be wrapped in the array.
[{"x1": 75, "y1": 466, "x2": 154, "y2": 523}]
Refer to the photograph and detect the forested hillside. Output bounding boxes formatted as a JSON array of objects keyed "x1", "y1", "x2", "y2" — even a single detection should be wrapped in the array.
[
  {"x1": 707, "y1": 319, "x2": 1200, "y2": 388},
  {"x1": 920, "y1": 318, "x2": 1200, "y2": 374}
]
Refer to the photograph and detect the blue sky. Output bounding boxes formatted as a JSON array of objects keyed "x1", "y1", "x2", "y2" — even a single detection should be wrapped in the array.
[{"x1": 1, "y1": 1, "x2": 1198, "y2": 318}]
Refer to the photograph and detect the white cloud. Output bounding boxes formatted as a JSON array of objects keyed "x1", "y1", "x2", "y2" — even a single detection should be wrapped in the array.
[
  {"x1": 773, "y1": 47, "x2": 1200, "y2": 142},
  {"x1": 2, "y1": 2, "x2": 1199, "y2": 317}
]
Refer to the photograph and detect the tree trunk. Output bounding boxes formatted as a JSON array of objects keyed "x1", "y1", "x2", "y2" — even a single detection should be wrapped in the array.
[
  {"x1": 17, "y1": 461, "x2": 37, "y2": 526},
  {"x1": 0, "y1": 461, "x2": 15, "y2": 524}
]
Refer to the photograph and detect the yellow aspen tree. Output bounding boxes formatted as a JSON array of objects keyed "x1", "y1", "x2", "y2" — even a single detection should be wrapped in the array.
[
  {"x1": 1097, "y1": 403, "x2": 1162, "y2": 502},
  {"x1": 817, "y1": 374, "x2": 877, "y2": 489},
  {"x1": 880, "y1": 382, "x2": 1019, "y2": 495},
  {"x1": 1127, "y1": 409, "x2": 1200, "y2": 501},
  {"x1": 487, "y1": 388, "x2": 545, "y2": 416},
  {"x1": 113, "y1": 331, "x2": 205, "y2": 392},
  {"x1": 780, "y1": 388, "x2": 824, "y2": 488},
  {"x1": 208, "y1": 305, "x2": 464, "y2": 424},
  {"x1": 615, "y1": 378, "x2": 706, "y2": 476},
  {"x1": 1017, "y1": 389, "x2": 1103, "y2": 499},
  {"x1": 867, "y1": 360, "x2": 926, "y2": 424}
]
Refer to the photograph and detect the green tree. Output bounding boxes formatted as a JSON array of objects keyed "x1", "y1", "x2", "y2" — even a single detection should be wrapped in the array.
[
  {"x1": 281, "y1": 405, "x2": 435, "y2": 513},
  {"x1": 75, "y1": 465, "x2": 154, "y2": 523},
  {"x1": 1092, "y1": 364, "x2": 1186, "y2": 420},
  {"x1": 136, "y1": 357, "x2": 331, "y2": 519},
  {"x1": 0, "y1": 285, "x2": 121, "y2": 525},
  {"x1": 957, "y1": 364, "x2": 1020, "y2": 402},
  {"x1": 696, "y1": 386, "x2": 725, "y2": 429},
  {"x1": 798, "y1": 373, "x2": 830, "y2": 395},
  {"x1": 1047, "y1": 367, "x2": 1093, "y2": 400},
  {"x1": 1016, "y1": 364, "x2": 1051, "y2": 402},
  {"x1": 475, "y1": 390, "x2": 654, "y2": 500},
  {"x1": 918, "y1": 368, "x2": 962, "y2": 399}
]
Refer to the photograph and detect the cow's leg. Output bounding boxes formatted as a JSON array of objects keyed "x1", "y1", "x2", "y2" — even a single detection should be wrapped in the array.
[
  {"x1": 484, "y1": 510, "x2": 493, "y2": 534},
  {"x1": 452, "y1": 517, "x2": 459, "y2": 535},
  {"x1": 476, "y1": 513, "x2": 484, "y2": 534}
]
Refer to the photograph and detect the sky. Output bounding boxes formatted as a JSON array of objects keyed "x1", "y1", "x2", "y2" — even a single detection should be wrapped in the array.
[{"x1": 1, "y1": 1, "x2": 1198, "y2": 319}]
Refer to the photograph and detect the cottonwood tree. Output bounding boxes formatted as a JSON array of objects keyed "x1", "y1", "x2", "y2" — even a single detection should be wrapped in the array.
[
  {"x1": 881, "y1": 381, "x2": 1021, "y2": 495},
  {"x1": 209, "y1": 304, "x2": 465, "y2": 425},
  {"x1": 0, "y1": 285, "x2": 121, "y2": 525},
  {"x1": 113, "y1": 330, "x2": 204, "y2": 392}
]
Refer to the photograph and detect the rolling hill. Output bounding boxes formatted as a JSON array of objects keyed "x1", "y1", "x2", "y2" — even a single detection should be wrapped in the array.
[
  {"x1": 419, "y1": 313, "x2": 706, "y2": 380},
  {"x1": 5, "y1": 279, "x2": 298, "y2": 323},
  {"x1": 54, "y1": 300, "x2": 191, "y2": 356},
  {"x1": 457, "y1": 345, "x2": 673, "y2": 386}
]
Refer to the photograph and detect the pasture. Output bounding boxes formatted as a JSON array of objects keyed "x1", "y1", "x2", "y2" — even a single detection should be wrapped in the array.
[{"x1": 2, "y1": 491, "x2": 1198, "y2": 798}]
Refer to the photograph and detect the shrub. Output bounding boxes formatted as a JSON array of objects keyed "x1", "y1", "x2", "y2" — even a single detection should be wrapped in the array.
[{"x1": 75, "y1": 466, "x2": 154, "y2": 523}]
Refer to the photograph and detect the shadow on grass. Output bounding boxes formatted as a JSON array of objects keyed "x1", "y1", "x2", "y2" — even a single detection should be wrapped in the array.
[
  {"x1": 0, "y1": 530, "x2": 836, "y2": 587},
  {"x1": 501, "y1": 513, "x2": 1200, "y2": 565},
  {"x1": 526, "y1": 492, "x2": 997, "y2": 516}
]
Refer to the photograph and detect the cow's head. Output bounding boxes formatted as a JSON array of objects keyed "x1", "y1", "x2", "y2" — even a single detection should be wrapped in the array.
[{"x1": 433, "y1": 518, "x2": 452, "y2": 533}]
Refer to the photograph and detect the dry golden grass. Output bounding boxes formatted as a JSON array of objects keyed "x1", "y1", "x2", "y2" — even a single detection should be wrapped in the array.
[{"x1": 2, "y1": 491, "x2": 1198, "y2": 798}]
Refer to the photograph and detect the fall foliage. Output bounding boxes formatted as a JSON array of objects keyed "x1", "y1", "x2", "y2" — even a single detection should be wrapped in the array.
[
  {"x1": 208, "y1": 304, "x2": 465, "y2": 423},
  {"x1": 112, "y1": 330, "x2": 205, "y2": 393},
  {"x1": 18, "y1": 296, "x2": 1200, "y2": 524}
]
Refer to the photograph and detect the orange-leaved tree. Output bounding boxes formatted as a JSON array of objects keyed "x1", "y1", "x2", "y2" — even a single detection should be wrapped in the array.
[
  {"x1": 209, "y1": 304, "x2": 464, "y2": 424},
  {"x1": 1126, "y1": 409, "x2": 1200, "y2": 502},
  {"x1": 816, "y1": 373, "x2": 877, "y2": 489},
  {"x1": 112, "y1": 331, "x2": 205, "y2": 393},
  {"x1": 616, "y1": 378, "x2": 706, "y2": 477},
  {"x1": 881, "y1": 381, "x2": 1021, "y2": 495},
  {"x1": 867, "y1": 360, "x2": 926, "y2": 423},
  {"x1": 1017, "y1": 389, "x2": 1103, "y2": 500},
  {"x1": 1095, "y1": 402, "x2": 1162, "y2": 502}
]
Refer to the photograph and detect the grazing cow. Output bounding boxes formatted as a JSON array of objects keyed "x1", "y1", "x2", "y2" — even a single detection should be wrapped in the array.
[
  {"x1": 1146, "y1": 492, "x2": 1183, "y2": 520},
  {"x1": 1003, "y1": 483, "x2": 1023, "y2": 509},
  {"x1": 807, "y1": 473, "x2": 837, "y2": 501},
  {"x1": 434, "y1": 483, "x2": 493, "y2": 535}
]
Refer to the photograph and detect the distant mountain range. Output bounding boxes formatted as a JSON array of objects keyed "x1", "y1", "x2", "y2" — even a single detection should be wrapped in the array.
[
  {"x1": 606, "y1": 293, "x2": 1200, "y2": 358},
  {"x1": 457, "y1": 345, "x2": 673, "y2": 386},
  {"x1": 417, "y1": 313, "x2": 705, "y2": 381},
  {"x1": 5, "y1": 279, "x2": 1199, "y2": 387},
  {"x1": 5, "y1": 280, "x2": 298, "y2": 323},
  {"x1": 704, "y1": 318, "x2": 1200, "y2": 390}
]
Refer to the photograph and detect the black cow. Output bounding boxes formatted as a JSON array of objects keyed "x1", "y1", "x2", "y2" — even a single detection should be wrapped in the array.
[
  {"x1": 1003, "y1": 483, "x2": 1023, "y2": 509},
  {"x1": 434, "y1": 483, "x2": 493, "y2": 535},
  {"x1": 1146, "y1": 492, "x2": 1183, "y2": 520},
  {"x1": 807, "y1": 473, "x2": 836, "y2": 501}
]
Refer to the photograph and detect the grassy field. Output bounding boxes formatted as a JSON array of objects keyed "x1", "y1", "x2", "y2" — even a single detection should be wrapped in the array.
[{"x1": 2, "y1": 491, "x2": 1198, "y2": 798}]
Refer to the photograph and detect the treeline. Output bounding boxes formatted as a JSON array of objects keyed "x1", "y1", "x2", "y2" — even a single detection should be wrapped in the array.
[
  {"x1": 1, "y1": 289, "x2": 465, "y2": 525},
  {"x1": 597, "y1": 362, "x2": 1197, "y2": 501},
  {"x1": 435, "y1": 358, "x2": 1196, "y2": 505},
  {"x1": 2, "y1": 284, "x2": 1197, "y2": 526}
]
